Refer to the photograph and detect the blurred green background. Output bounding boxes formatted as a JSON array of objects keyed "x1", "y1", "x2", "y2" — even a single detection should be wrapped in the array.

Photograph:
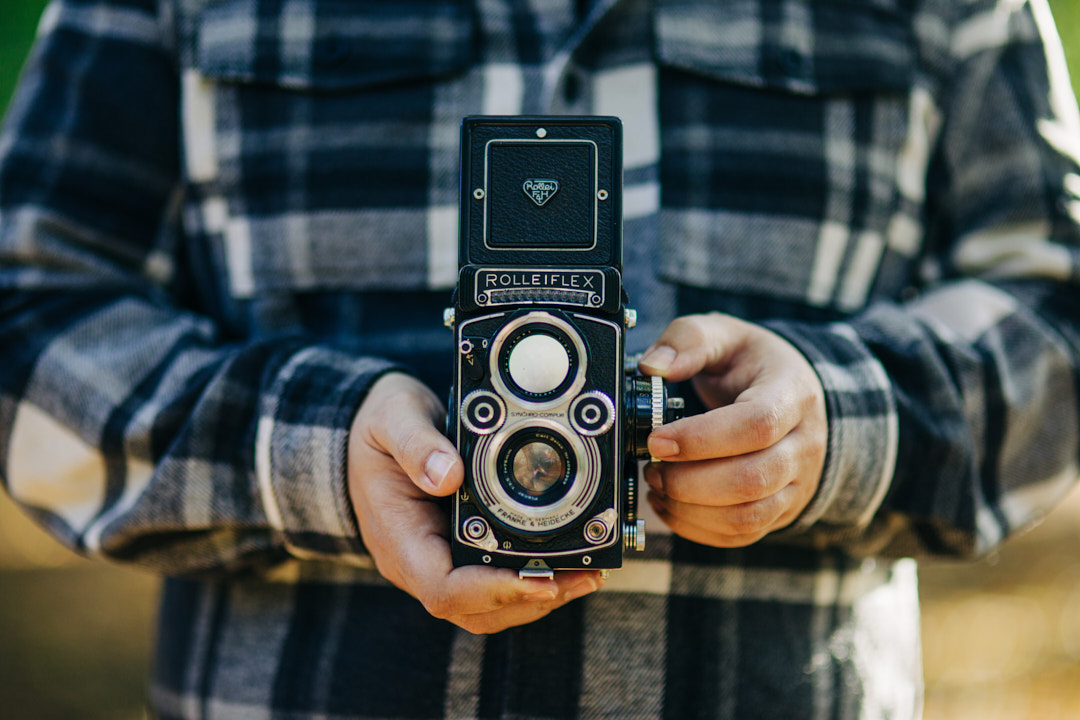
[{"x1": 1, "y1": 1, "x2": 1080, "y2": 719}]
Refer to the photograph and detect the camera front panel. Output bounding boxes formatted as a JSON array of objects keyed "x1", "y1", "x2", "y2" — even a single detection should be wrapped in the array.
[{"x1": 451, "y1": 308, "x2": 625, "y2": 571}]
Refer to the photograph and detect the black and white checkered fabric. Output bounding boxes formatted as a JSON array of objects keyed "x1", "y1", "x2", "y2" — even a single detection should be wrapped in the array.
[{"x1": 2, "y1": 0, "x2": 1079, "y2": 717}]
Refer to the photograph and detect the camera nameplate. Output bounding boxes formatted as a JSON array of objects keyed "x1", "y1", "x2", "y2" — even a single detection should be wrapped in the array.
[{"x1": 474, "y1": 268, "x2": 606, "y2": 308}]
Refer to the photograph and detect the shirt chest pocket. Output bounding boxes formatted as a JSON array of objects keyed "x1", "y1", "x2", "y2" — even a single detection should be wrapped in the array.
[
  {"x1": 653, "y1": 0, "x2": 922, "y2": 312},
  {"x1": 187, "y1": 0, "x2": 474, "y2": 298}
]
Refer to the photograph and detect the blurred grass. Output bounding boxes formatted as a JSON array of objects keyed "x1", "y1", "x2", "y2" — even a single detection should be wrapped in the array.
[
  {"x1": 0, "y1": 0, "x2": 51, "y2": 118},
  {"x1": 0, "y1": 2, "x2": 1079, "y2": 719}
]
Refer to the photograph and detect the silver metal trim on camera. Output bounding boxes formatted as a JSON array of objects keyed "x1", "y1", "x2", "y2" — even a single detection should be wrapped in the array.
[
  {"x1": 474, "y1": 268, "x2": 606, "y2": 309},
  {"x1": 569, "y1": 391, "x2": 616, "y2": 437},
  {"x1": 461, "y1": 390, "x2": 507, "y2": 436},
  {"x1": 470, "y1": 418, "x2": 602, "y2": 535},
  {"x1": 488, "y1": 311, "x2": 587, "y2": 410}
]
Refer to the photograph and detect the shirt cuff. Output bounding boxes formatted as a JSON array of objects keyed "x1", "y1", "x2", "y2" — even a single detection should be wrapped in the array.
[
  {"x1": 765, "y1": 320, "x2": 899, "y2": 532},
  {"x1": 255, "y1": 346, "x2": 401, "y2": 564}
]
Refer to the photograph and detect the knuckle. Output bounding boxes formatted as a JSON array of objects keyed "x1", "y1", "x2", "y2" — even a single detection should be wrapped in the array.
[
  {"x1": 729, "y1": 463, "x2": 771, "y2": 502},
  {"x1": 799, "y1": 383, "x2": 822, "y2": 415},
  {"x1": 746, "y1": 407, "x2": 784, "y2": 448},
  {"x1": 669, "y1": 315, "x2": 707, "y2": 347},
  {"x1": 395, "y1": 424, "x2": 433, "y2": 471},
  {"x1": 726, "y1": 502, "x2": 769, "y2": 535}
]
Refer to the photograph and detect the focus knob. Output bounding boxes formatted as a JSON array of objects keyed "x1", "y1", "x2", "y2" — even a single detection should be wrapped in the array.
[{"x1": 626, "y1": 373, "x2": 685, "y2": 461}]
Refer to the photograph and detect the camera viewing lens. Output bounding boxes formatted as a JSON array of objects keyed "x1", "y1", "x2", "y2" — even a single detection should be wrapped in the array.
[
  {"x1": 511, "y1": 440, "x2": 565, "y2": 496},
  {"x1": 507, "y1": 334, "x2": 570, "y2": 395},
  {"x1": 493, "y1": 316, "x2": 585, "y2": 405}
]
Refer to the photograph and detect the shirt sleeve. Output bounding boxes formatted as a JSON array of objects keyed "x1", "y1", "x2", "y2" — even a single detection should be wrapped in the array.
[
  {"x1": 772, "y1": 0, "x2": 1080, "y2": 558},
  {"x1": 0, "y1": 0, "x2": 394, "y2": 575}
]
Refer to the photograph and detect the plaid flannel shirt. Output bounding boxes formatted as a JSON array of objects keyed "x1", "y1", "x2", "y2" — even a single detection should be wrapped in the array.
[{"x1": 2, "y1": 0, "x2": 1080, "y2": 717}]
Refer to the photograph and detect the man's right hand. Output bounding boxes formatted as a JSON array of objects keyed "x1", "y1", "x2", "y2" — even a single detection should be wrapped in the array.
[{"x1": 347, "y1": 372, "x2": 603, "y2": 634}]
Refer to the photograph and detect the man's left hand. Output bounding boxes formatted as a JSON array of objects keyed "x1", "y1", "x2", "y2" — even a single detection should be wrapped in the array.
[{"x1": 638, "y1": 313, "x2": 827, "y2": 547}]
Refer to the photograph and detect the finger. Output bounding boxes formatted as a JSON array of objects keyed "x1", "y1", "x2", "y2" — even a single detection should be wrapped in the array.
[
  {"x1": 647, "y1": 486, "x2": 796, "y2": 547},
  {"x1": 647, "y1": 389, "x2": 800, "y2": 462},
  {"x1": 452, "y1": 602, "x2": 563, "y2": 635},
  {"x1": 643, "y1": 440, "x2": 797, "y2": 506},
  {"x1": 364, "y1": 377, "x2": 463, "y2": 496},
  {"x1": 395, "y1": 528, "x2": 558, "y2": 613},
  {"x1": 646, "y1": 500, "x2": 768, "y2": 547},
  {"x1": 447, "y1": 571, "x2": 605, "y2": 635},
  {"x1": 638, "y1": 313, "x2": 749, "y2": 382}
]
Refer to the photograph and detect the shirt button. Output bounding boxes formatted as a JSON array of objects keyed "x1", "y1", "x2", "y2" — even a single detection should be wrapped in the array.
[{"x1": 777, "y1": 48, "x2": 808, "y2": 76}]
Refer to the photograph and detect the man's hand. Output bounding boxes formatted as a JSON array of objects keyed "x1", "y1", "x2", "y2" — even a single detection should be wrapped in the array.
[
  {"x1": 638, "y1": 314, "x2": 827, "y2": 547},
  {"x1": 347, "y1": 372, "x2": 602, "y2": 634}
]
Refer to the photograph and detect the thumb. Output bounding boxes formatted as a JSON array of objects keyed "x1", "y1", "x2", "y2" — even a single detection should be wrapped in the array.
[
  {"x1": 363, "y1": 375, "x2": 464, "y2": 497},
  {"x1": 638, "y1": 313, "x2": 747, "y2": 382}
]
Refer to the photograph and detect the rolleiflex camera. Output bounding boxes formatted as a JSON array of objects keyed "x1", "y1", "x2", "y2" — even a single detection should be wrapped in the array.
[{"x1": 445, "y1": 116, "x2": 683, "y2": 578}]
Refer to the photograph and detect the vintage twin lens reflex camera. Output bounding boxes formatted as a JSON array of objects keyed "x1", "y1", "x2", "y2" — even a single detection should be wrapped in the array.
[{"x1": 445, "y1": 116, "x2": 683, "y2": 579}]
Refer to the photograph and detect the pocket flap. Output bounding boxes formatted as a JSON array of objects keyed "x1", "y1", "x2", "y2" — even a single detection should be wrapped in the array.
[
  {"x1": 198, "y1": 0, "x2": 474, "y2": 90},
  {"x1": 654, "y1": 0, "x2": 914, "y2": 95}
]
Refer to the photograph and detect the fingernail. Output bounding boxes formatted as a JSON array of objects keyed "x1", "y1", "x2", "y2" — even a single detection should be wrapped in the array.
[
  {"x1": 424, "y1": 451, "x2": 456, "y2": 491},
  {"x1": 648, "y1": 436, "x2": 679, "y2": 459},
  {"x1": 643, "y1": 464, "x2": 662, "y2": 490},
  {"x1": 640, "y1": 345, "x2": 676, "y2": 374}
]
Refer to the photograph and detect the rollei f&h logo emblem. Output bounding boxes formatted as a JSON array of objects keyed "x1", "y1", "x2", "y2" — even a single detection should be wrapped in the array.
[{"x1": 523, "y1": 179, "x2": 559, "y2": 207}]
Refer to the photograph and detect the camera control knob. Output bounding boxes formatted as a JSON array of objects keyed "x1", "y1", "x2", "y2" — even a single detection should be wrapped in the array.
[
  {"x1": 650, "y1": 375, "x2": 664, "y2": 431},
  {"x1": 626, "y1": 374, "x2": 685, "y2": 461},
  {"x1": 460, "y1": 338, "x2": 487, "y2": 381},
  {"x1": 462, "y1": 390, "x2": 506, "y2": 435},
  {"x1": 569, "y1": 391, "x2": 616, "y2": 436},
  {"x1": 584, "y1": 508, "x2": 618, "y2": 545},
  {"x1": 623, "y1": 519, "x2": 646, "y2": 552},
  {"x1": 463, "y1": 517, "x2": 498, "y2": 552}
]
